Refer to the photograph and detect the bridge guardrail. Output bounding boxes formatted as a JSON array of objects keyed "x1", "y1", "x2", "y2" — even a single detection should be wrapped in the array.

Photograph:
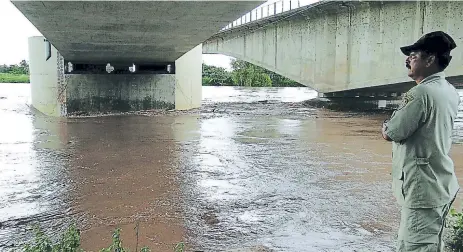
[{"x1": 220, "y1": 0, "x2": 320, "y2": 31}]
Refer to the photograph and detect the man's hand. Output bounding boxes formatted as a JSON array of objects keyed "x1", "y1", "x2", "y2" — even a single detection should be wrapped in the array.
[{"x1": 382, "y1": 119, "x2": 392, "y2": 142}]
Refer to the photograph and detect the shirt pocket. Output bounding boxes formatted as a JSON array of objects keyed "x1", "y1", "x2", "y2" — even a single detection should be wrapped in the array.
[
  {"x1": 412, "y1": 157, "x2": 437, "y2": 204},
  {"x1": 402, "y1": 158, "x2": 429, "y2": 201}
]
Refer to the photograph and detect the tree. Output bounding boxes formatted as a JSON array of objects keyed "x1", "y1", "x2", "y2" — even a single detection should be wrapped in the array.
[
  {"x1": 19, "y1": 60, "x2": 29, "y2": 74},
  {"x1": 202, "y1": 59, "x2": 302, "y2": 87},
  {"x1": 0, "y1": 60, "x2": 29, "y2": 75},
  {"x1": 265, "y1": 70, "x2": 303, "y2": 87},
  {"x1": 0, "y1": 64, "x2": 8, "y2": 73},
  {"x1": 202, "y1": 64, "x2": 232, "y2": 86},
  {"x1": 230, "y1": 59, "x2": 271, "y2": 87}
]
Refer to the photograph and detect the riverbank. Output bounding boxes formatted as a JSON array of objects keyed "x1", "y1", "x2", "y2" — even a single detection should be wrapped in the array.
[{"x1": 0, "y1": 73, "x2": 29, "y2": 83}]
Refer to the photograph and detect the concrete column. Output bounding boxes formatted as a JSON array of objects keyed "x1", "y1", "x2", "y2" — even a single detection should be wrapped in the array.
[
  {"x1": 28, "y1": 36, "x2": 65, "y2": 117},
  {"x1": 174, "y1": 43, "x2": 202, "y2": 110}
]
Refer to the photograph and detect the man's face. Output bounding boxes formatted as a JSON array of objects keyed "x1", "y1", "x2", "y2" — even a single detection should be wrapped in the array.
[{"x1": 405, "y1": 51, "x2": 429, "y2": 80}]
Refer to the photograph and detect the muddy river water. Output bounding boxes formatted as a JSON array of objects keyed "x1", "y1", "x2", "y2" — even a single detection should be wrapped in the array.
[{"x1": 0, "y1": 84, "x2": 462, "y2": 252}]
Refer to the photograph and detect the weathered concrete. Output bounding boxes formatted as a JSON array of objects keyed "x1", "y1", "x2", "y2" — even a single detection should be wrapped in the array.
[
  {"x1": 175, "y1": 44, "x2": 202, "y2": 110},
  {"x1": 66, "y1": 43, "x2": 204, "y2": 114},
  {"x1": 66, "y1": 74, "x2": 175, "y2": 114},
  {"x1": 28, "y1": 36, "x2": 66, "y2": 117},
  {"x1": 12, "y1": 0, "x2": 264, "y2": 64},
  {"x1": 203, "y1": 1, "x2": 463, "y2": 94},
  {"x1": 19, "y1": 1, "x2": 266, "y2": 116},
  {"x1": 29, "y1": 36, "x2": 204, "y2": 116}
]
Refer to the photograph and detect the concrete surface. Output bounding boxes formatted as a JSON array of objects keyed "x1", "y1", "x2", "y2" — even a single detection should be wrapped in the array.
[
  {"x1": 29, "y1": 35, "x2": 203, "y2": 116},
  {"x1": 175, "y1": 44, "x2": 202, "y2": 110},
  {"x1": 12, "y1": 0, "x2": 264, "y2": 64},
  {"x1": 65, "y1": 74, "x2": 176, "y2": 114},
  {"x1": 203, "y1": 1, "x2": 463, "y2": 94},
  {"x1": 28, "y1": 36, "x2": 66, "y2": 117}
]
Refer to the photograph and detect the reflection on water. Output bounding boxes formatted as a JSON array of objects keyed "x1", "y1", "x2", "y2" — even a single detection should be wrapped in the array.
[
  {"x1": 0, "y1": 84, "x2": 72, "y2": 247},
  {"x1": 0, "y1": 84, "x2": 462, "y2": 251},
  {"x1": 180, "y1": 112, "x2": 399, "y2": 251}
]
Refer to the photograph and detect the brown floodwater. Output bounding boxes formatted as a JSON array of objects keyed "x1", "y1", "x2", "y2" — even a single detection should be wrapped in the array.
[{"x1": 0, "y1": 84, "x2": 462, "y2": 252}]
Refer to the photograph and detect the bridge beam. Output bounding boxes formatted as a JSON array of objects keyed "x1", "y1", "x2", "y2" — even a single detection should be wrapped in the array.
[
  {"x1": 204, "y1": 1, "x2": 463, "y2": 94},
  {"x1": 29, "y1": 36, "x2": 201, "y2": 117}
]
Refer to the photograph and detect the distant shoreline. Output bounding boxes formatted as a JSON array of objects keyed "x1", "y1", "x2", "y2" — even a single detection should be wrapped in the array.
[{"x1": 0, "y1": 73, "x2": 29, "y2": 83}]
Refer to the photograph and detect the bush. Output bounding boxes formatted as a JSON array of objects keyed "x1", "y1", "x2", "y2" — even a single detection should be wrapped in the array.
[
  {"x1": 17, "y1": 224, "x2": 185, "y2": 252},
  {"x1": 446, "y1": 208, "x2": 463, "y2": 251},
  {"x1": 22, "y1": 224, "x2": 81, "y2": 252}
]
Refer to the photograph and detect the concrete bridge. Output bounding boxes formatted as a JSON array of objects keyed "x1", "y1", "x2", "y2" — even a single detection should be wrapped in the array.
[
  {"x1": 11, "y1": 0, "x2": 264, "y2": 116},
  {"x1": 203, "y1": 0, "x2": 463, "y2": 98}
]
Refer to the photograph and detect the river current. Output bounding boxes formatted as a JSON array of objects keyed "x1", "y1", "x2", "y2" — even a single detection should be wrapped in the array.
[{"x1": 0, "y1": 84, "x2": 462, "y2": 252}]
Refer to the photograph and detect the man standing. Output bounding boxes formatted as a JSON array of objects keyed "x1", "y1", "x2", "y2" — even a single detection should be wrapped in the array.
[{"x1": 382, "y1": 31, "x2": 461, "y2": 251}]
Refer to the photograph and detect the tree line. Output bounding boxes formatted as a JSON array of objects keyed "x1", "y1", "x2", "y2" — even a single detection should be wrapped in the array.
[
  {"x1": 0, "y1": 60, "x2": 30, "y2": 83},
  {"x1": 203, "y1": 59, "x2": 304, "y2": 87},
  {"x1": 0, "y1": 60, "x2": 29, "y2": 75},
  {"x1": 1, "y1": 59, "x2": 303, "y2": 87}
]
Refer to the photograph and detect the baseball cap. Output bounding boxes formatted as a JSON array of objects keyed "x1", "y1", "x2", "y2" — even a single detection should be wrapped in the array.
[{"x1": 400, "y1": 31, "x2": 457, "y2": 56}]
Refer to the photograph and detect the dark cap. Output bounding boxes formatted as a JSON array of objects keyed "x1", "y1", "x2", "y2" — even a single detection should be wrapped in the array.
[{"x1": 400, "y1": 31, "x2": 457, "y2": 56}]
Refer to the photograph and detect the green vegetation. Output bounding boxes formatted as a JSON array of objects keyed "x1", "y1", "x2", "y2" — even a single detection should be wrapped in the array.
[
  {"x1": 446, "y1": 207, "x2": 463, "y2": 251},
  {"x1": 17, "y1": 223, "x2": 185, "y2": 252},
  {"x1": 0, "y1": 73, "x2": 29, "y2": 83},
  {"x1": 0, "y1": 60, "x2": 30, "y2": 83},
  {"x1": 13, "y1": 207, "x2": 463, "y2": 252},
  {"x1": 203, "y1": 59, "x2": 303, "y2": 87},
  {"x1": 2, "y1": 59, "x2": 298, "y2": 86}
]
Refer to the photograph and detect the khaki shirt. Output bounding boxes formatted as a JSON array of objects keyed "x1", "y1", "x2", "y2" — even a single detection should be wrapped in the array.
[{"x1": 385, "y1": 71, "x2": 460, "y2": 208}]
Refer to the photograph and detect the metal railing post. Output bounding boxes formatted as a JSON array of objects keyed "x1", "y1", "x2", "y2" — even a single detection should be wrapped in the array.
[{"x1": 219, "y1": 0, "x2": 312, "y2": 31}]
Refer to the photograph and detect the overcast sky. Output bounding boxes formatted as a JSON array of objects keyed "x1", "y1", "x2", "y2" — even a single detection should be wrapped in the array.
[{"x1": 0, "y1": 0, "x2": 317, "y2": 69}]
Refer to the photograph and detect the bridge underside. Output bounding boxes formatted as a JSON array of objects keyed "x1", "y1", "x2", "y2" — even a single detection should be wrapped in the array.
[
  {"x1": 204, "y1": 0, "x2": 463, "y2": 97},
  {"x1": 321, "y1": 75, "x2": 463, "y2": 98},
  {"x1": 13, "y1": 0, "x2": 265, "y2": 116},
  {"x1": 12, "y1": 0, "x2": 263, "y2": 64}
]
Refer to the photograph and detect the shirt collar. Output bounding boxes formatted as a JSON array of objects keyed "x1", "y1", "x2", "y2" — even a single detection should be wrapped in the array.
[{"x1": 419, "y1": 71, "x2": 446, "y2": 84}]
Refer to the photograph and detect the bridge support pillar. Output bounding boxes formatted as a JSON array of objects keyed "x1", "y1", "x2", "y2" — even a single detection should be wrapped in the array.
[
  {"x1": 28, "y1": 36, "x2": 66, "y2": 117},
  {"x1": 174, "y1": 43, "x2": 202, "y2": 110},
  {"x1": 28, "y1": 36, "x2": 202, "y2": 117}
]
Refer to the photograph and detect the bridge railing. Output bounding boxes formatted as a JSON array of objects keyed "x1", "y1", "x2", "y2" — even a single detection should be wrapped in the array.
[{"x1": 220, "y1": 0, "x2": 320, "y2": 31}]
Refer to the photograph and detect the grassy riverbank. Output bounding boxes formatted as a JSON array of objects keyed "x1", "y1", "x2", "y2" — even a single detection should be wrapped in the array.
[
  {"x1": 15, "y1": 207, "x2": 463, "y2": 252},
  {"x1": 0, "y1": 73, "x2": 30, "y2": 83},
  {"x1": 21, "y1": 224, "x2": 186, "y2": 252}
]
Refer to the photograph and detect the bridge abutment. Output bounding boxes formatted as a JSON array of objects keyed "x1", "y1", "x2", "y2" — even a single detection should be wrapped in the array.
[{"x1": 28, "y1": 37, "x2": 202, "y2": 117}]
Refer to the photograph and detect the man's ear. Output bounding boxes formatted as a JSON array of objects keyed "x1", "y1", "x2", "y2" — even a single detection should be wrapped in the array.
[{"x1": 426, "y1": 54, "x2": 436, "y2": 67}]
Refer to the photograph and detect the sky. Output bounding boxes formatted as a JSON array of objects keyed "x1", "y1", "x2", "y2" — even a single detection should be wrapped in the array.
[{"x1": 0, "y1": 0, "x2": 317, "y2": 69}]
